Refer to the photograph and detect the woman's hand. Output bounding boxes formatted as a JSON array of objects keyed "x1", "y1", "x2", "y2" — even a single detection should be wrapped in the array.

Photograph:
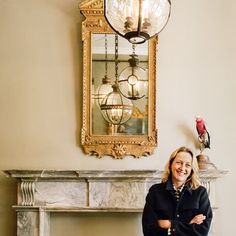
[
  {"x1": 189, "y1": 214, "x2": 206, "y2": 224},
  {"x1": 157, "y1": 220, "x2": 171, "y2": 229}
]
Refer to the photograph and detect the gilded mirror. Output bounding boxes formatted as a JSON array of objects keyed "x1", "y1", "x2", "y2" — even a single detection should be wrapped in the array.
[{"x1": 80, "y1": 0, "x2": 157, "y2": 159}]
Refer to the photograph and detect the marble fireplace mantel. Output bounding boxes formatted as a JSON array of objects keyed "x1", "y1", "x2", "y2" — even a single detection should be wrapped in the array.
[{"x1": 4, "y1": 169, "x2": 227, "y2": 236}]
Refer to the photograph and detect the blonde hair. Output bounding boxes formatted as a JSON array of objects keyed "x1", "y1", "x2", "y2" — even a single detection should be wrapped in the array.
[{"x1": 162, "y1": 146, "x2": 201, "y2": 190}]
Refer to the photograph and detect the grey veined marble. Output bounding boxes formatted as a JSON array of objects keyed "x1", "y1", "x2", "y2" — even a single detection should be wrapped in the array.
[
  {"x1": 17, "y1": 211, "x2": 38, "y2": 236},
  {"x1": 89, "y1": 181, "x2": 145, "y2": 208},
  {"x1": 34, "y1": 181, "x2": 87, "y2": 207}
]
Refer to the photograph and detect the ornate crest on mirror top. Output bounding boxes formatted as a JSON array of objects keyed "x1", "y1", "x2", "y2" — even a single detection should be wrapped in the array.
[{"x1": 79, "y1": 0, "x2": 158, "y2": 159}]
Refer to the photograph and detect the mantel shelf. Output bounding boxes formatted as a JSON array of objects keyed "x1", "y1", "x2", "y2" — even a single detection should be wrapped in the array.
[
  {"x1": 13, "y1": 206, "x2": 144, "y2": 213},
  {"x1": 4, "y1": 169, "x2": 227, "y2": 180}
]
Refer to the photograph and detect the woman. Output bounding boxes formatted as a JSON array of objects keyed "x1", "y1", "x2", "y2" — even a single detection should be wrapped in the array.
[{"x1": 142, "y1": 146, "x2": 212, "y2": 236}]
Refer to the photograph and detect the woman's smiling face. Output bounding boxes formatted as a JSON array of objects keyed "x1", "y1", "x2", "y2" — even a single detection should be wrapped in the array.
[{"x1": 171, "y1": 151, "x2": 192, "y2": 188}]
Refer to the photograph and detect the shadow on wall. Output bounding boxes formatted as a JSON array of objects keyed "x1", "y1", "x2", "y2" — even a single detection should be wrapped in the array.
[
  {"x1": 177, "y1": 122, "x2": 199, "y2": 149},
  {"x1": 0, "y1": 172, "x2": 17, "y2": 236}
]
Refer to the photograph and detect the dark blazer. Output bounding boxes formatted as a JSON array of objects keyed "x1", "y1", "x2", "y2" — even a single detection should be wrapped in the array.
[{"x1": 142, "y1": 180, "x2": 212, "y2": 236}]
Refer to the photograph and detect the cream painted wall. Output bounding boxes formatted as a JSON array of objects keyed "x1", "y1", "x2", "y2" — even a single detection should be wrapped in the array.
[{"x1": 0, "y1": 0, "x2": 235, "y2": 235}]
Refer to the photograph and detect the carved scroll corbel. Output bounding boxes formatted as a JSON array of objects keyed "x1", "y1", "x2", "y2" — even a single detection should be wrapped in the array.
[{"x1": 20, "y1": 180, "x2": 36, "y2": 206}]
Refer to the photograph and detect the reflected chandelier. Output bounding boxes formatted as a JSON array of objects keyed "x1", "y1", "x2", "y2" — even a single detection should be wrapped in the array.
[
  {"x1": 100, "y1": 35, "x2": 133, "y2": 125},
  {"x1": 118, "y1": 44, "x2": 148, "y2": 100}
]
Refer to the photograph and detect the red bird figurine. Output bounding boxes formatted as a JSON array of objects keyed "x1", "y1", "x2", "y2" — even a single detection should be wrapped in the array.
[{"x1": 195, "y1": 117, "x2": 210, "y2": 152}]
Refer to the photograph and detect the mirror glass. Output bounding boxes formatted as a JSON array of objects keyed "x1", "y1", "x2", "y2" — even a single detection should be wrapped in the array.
[{"x1": 92, "y1": 34, "x2": 148, "y2": 136}]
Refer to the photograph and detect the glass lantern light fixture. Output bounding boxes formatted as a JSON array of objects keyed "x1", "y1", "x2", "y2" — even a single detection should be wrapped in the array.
[
  {"x1": 104, "y1": 0, "x2": 171, "y2": 44},
  {"x1": 96, "y1": 75, "x2": 113, "y2": 106},
  {"x1": 118, "y1": 44, "x2": 148, "y2": 100},
  {"x1": 100, "y1": 34, "x2": 133, "y2": 125},
  {"x1": 100, "y1": 83, "x2": 133, "y2": 125}
]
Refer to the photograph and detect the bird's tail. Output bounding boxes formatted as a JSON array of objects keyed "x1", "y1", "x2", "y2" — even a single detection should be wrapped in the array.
[{"x1": 198, "y1": 131, "x2": 210, "y2": 151}]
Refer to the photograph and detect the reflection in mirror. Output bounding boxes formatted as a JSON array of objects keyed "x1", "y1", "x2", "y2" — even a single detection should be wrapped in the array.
[{"x1": 92, "y1": 34, "x2": 148, "y2": 136}]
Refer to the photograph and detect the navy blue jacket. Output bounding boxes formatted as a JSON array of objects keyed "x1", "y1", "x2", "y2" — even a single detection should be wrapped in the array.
[{"x1": 142, "y1": 180, "x2": 212, "y2": 236}]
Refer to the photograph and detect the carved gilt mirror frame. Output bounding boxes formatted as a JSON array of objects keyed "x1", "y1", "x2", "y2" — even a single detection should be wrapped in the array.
[{"x1": 79, "y1": 0, "x2": 158, "y2": 159}]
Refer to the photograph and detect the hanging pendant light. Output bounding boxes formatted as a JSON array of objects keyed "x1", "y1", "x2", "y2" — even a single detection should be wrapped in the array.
[
  {"x1": 100, "y1": 83, "x2": 133, "y2": 125},
  {"x1": 104, "y1": 0, "x2": 171, "y2": 44},
  {"x1": 96, "y1": 75, "x2": 113, "y2": 106},
  {"x1": 95, "y1": 34, "x2": 113, "y2": 106},
  {"x1": 118, "y1": 44, "x2": 148, "y2": 100},
  {"x1": 100, "y1": 34, "x2": 133, "y2": 125}
]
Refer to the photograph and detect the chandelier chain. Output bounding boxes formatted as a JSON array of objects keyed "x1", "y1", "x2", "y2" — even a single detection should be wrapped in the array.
[
  {"x1": 105, "y1": 34, "x2": 108, "y2": 77},
  {"x1": 115, "y1": 34, "x2": 118, "y2": 81}
]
